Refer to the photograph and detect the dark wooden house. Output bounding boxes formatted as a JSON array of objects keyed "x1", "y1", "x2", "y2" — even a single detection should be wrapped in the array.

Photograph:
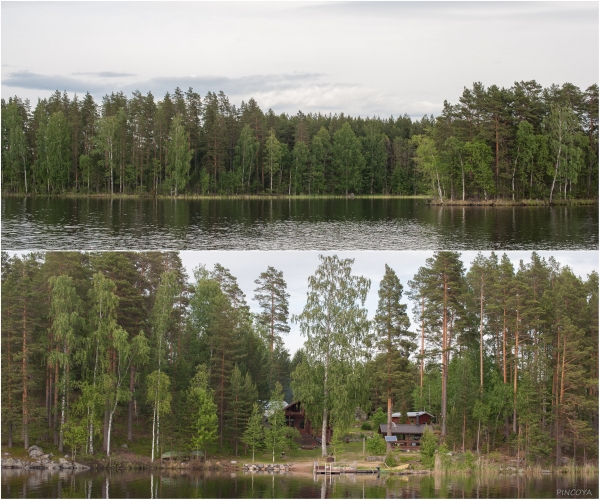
[
  {"x1": 378, "y1": 423, "x2": 427, "y2": 450},
  {"x1": 284, "y1": 401, "x2": 331, "y2": 446}
]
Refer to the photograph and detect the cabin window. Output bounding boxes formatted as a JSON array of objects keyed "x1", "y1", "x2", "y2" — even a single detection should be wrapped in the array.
[{"x1": 300, "y1": 419, "x2": 305, "y2": 429}]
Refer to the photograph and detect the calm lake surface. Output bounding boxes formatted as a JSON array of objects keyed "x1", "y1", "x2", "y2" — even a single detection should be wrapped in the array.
[
  {"x1": 1, "y1": 469, "x2": 597, "y2": 499},
  {"x1": 2, "y1": 197, "x2": 598, "y2": 250}
]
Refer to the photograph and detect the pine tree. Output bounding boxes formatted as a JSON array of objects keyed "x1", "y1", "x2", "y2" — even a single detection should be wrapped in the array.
[
  {"x1": 253, "y1": 266, "x2": 290, "y2": 365},
  {"x1": 372, "y1": 264, "x2": 414, "y2": 451},
  {"x1": 408, "y1": 252, "x2": 465, "y2": 436}
]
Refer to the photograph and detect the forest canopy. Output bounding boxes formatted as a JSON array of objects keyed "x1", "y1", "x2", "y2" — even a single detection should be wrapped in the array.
[
  {"x1": 2, "y1": 251, "x2": 597, "y2": 466},
  {"x1": 1, "y1": 81, "x2": 598, "y2": 200}
]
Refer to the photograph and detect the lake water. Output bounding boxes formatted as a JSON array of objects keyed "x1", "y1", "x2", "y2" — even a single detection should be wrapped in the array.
[
  {"x1": 2, "y1": 197, "x2": 598, "y2": 250},
  {"x1": 1, "y1": 469, "x2": 597, "y2": 498}
]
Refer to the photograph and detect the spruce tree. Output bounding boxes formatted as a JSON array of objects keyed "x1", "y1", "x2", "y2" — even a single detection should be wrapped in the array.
[{"x1": 372, "y1": 264, "x2": 414, "y2": 451}]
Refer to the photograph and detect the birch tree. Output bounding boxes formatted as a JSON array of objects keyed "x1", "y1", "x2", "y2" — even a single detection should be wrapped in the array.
[
  {"x1": 148, "y1": 270, "x2": 180, "y2": 461},
  {"x1": 166, "y1": 113, "x2": 193, "y2": 195},
  {"x1": 291, "y1": 255, "x2": 371, "y2": 456},
  {"x1": 48, "y1": 275, "x2": 82, "y2": 452},
  {"x1": 545, "y1": 105, "x2": 581, "y2": 203}
]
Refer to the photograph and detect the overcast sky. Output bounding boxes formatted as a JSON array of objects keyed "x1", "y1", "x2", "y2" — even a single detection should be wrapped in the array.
[
  {"x1": 179, "y1": 250, "x2": 599, "y2": 355},
  {"x1": 2, "y1": 1, "x2": 598, "y2": 118}
]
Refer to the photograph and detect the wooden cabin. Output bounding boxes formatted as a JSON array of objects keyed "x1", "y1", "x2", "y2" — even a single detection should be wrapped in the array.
[
  {"x1": 391, "y1": 411, "x2": 434, "y2": 425},
  {"x1": 378, "y1": 423, "x2": 427, "y2": 450},
  {"x1": 284, "y1": 401, "x2": 332, "y2": 446}
]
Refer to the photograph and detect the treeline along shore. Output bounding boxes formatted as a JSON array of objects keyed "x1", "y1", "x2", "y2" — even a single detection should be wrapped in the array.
[
  {"x1": 1, "y1": 251, "x2": 597, "y2": 470},
  {"x1": 2, "y1": 81, "x2": 598, "y2": 202}
]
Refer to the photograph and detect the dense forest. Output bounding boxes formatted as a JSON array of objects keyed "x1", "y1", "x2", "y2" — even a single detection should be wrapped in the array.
[
  {"x1": 1, "y1": 81, "x2": 598, "y2": 201},
  {"x1": 1, "y1": 251, "x2": 597, "y2": 466}
]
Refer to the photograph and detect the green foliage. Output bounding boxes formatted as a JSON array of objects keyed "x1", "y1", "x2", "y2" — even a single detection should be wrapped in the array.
[
  {"x1": 370, "y1": 263, "x2": 415, "y2": 436},
  {"x1": 146, "y1": 370, "x2": 172, "y2": 415},
  {"x1": 412, "y1": 135, "x2": 444, "y2": 200},
  {"x1": 1, "y1": 81, "x2": 598, "y2": 198},
  {"x1": 234, "y1": 124, "x2": 259, "y2": 193},
  {"x1": 253, "y1": 266, "x2": 290, "y2": 361},
  {"x1": 242, "y1": 402, "x2": 264, "y2": 462},
  {"x1": 265, "y1": 129, "x2": 284, "y2": 193},
  {"x1": 366, "y1": 435, "x2": 386, "y2": 455},
  {"x1": 371, "y1": 408, "x2": 387, "y2": 427},
  {"x1": 544, "y1": 104, "x2": 584, "y2": 202},
  {"x1": 308, "y1": 127, "x2": 329, "y2": 194},
  {"x1": 332, "y1": 122, "x2": 365, "y2": 195},
  {"x1": 464, "y1": 140, "x2": 494, "y2": 200},
  {"x1": 264, "y1": 382, "x2": 287, "y2": 463},
  {"x1": 291, "y1": 255, "x2": 371, "y2": 456},
  {"x1": 165, "y1": 114, "x2": 193, "y2": 195},
  {"x1": 463, "y1": 451, "x2": 475, "y2": 471},
  {"x1": 187, "y1": 384, "x2": 218, "y2": 457},
  {"x1": 360, "y1": 421, "x2": 373, "y2": 431},
  {"x1": 1, "y1": 249, "x2": 597, "y2": 466},
  {"x1": 419, "y1": 427, "x2": 438, "y2": 469},
  {"x1": 62, "y1": 419, "x2": 87, "y2": 461},
  {"x1": 384, "y1": 452, "x2": 398, "y2": 468}
]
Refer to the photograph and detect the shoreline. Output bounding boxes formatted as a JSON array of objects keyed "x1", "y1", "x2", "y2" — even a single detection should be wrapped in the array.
[
  {"x1": 427, "y1": 198, "x2": 598, "y2": 206},
  {"x1": 1, "y1": 193, "x2": 430, "y2": 201},
  {"x1": 3, "y1": 448, "x2": 597, "y2": 476},
  {"x1": 2, "y1": 193, "x2": 596, "y2": 205}
]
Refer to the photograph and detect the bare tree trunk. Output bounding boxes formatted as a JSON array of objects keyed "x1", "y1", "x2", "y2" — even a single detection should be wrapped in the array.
[
  {"x1": 53, "y1": 362, "x2": 59, "y2": 445},
  {"x1": 22, "y1": 292, "x2": 29, "y2": 450},
  {"x1": 441, "y1": 278, "x2": 448, "y2": 436},
  {"x1": 128, "y1": 365, "x2": 135, "y2": 441},
  {"x1": 322, "y1": 349, "x2": 329, "y2": 457}
]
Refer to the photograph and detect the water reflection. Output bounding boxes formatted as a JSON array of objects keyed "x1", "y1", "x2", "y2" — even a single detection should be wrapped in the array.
[
  {"x1": 2, "y1": 197, "x2": 598, "y2": 250},
  {"x1": 1, "y1": 468, "x2": 598, "y2": 499}
]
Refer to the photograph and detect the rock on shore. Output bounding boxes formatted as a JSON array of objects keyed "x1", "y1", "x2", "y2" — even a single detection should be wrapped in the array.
[{"x1": 1, "y1": 446, "x2": 90, "y2": 471}]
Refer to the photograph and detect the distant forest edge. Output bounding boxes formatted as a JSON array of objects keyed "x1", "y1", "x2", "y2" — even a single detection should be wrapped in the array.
[{"x1": 1, "y1": 81, "x2": 598, "y2": 202}]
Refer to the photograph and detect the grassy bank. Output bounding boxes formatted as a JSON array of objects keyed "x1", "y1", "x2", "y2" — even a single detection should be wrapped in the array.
[
  {"x1": 4, "y1": 192, "x2": 596, "y2": 205},
  {"x1": 1, "y1": 192, "x2": 431, "y2": 200},
  {"x1": 428, "y1": 198, "x2": 598, "y2": 206},
  {"x1": 3, "y1": 441, "x2": 598, "y2": 475}
]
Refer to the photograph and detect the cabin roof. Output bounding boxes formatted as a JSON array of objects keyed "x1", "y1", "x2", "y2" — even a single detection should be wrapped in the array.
[
  {"x1": 391, "y1": 411, "x2": 434, "y2": 418},
  {"x1": 379, "y1": 423, "x2": 427, "y2": 434},
  {"x1": 263, "y1": 400, "x2": 289, "y2": 418},
  {"x1": 283, "y1": 401, "x2": 300, "y2": 411}
]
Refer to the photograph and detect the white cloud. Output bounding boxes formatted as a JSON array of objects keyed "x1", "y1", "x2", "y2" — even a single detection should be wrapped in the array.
[{"x1": 3, "y1": 2, "x2": 596, "y2": 117}]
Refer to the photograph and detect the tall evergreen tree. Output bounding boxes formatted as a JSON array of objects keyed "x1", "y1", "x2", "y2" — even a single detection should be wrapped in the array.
[
  {"x1": 408, "y1": 252, "x2": 465, "y2": 436},
  {"x1": 253, "y1": 266, "x2": 290, "y2": 354},
  {"x1": 372, "y1": 264, "x2": 414, "y2": 451}
]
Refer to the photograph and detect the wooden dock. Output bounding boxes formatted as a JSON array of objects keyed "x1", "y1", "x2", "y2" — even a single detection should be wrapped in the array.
[{"x1": 313, "y1": 461, "x2": 379, "y2": 475}]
